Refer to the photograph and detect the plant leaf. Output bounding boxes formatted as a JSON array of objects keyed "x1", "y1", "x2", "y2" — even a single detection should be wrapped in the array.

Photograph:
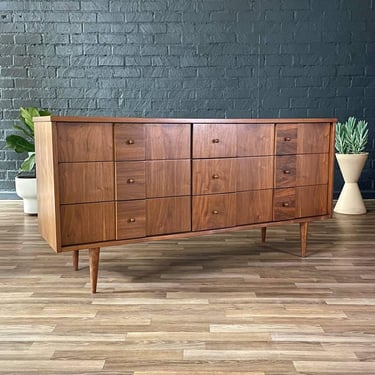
[
  {"x1": 5, "y1": 134, "x2": 34, "y2": 153},
  {"x1": 20, "y1": 153, "x2": 35, "y2": 172}
]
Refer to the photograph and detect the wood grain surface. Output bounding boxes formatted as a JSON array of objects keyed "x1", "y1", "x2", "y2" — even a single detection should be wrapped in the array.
[{"x1": 1, "y1": 200, "x2": 374, "y2": 374}]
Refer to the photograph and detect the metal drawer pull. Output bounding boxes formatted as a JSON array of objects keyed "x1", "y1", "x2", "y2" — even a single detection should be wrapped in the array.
[
  {"x1": 127, "y1": 139, "x2": 134, "y2": 144},
  {"x1": 127, "y1": 178, "x2": 135, "y2": 184},
  {"x1": 283, "y1": 170, "x2": 291, "y2": 174},
  {"x1": 282, "y1": 202, "x2": 290, "y2": 207},
  {"x1": 212, "y1": 138, "x2": 220, "y2": 143},
  {"x1": 212, "y1": 210, "x2": 219, "y2": 214},
  {"x1": 212, "y1": 174, "x2": 220, "y2": 179},
  {"x1": 284, "y1": 137, "x2": 291, "y2": 141},
  {"x1": 128, "y1": 217, "x2": 136, "y2": 223}
]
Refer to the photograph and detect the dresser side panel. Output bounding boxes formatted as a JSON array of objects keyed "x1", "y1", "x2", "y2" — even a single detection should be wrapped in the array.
[{"x1": 34, "y1": 120, "x2": 61, "y2": 252}]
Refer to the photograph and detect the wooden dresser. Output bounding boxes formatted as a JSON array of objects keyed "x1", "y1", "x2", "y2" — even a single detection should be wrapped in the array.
[{"x1": 34, "y1": 117, "x2": 336, "y2": 293}]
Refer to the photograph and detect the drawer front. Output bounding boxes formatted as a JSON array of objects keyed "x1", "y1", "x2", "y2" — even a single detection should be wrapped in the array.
[
  {"x1": 275, "y1": 156, "x2": 297, "y2": 188},
  {"x1": 146, "y1": 196, "x2": 191, "y2": 235},
  {"x1": 276, "y1": 123, "x2": 331, "y2": 155},
  {"x1": 273, "y1": 188, "x2": 296, "y2": 221},
  {"x1": 193, "y1": 158, "x2": 236, "y2": 195},
  {"x1": 296, "y1": 185, "x2": 328, "y2": 217},
  {"x1": 237, "y1": 123, "x2": 274, "y2": 156},
  {"x1": 192, "y1": 193, "x2": 236, "y2": 231},
  {"x1": 61, "y1": 202, "x2": 115, "y2": 246},
  {"x1": 193, "y1": 124, "x2": 236, "y2": 158},
  {"x1": 146, "y1": 124, "x2": 190, "y2": 160},
  {"x1": 237, "y1": 157, "x2": 274, "y2": 191},
  {"x1": 116, "y1": 161, "x2": 146, "y2": 200},
  {"x1": 115, "y1": 123, "x2": 145, "y2": 161},
  {"x1": 116, "y1": 200, "x2": 146, "y2": 240},
  {"x1": 146, "y1": 160, "x2": 191, "y2": 198},
  {"x1": 236, "y1": 189, "x2": 273, "y2": 225},
  {"x1": 60, "y1": 162, "x2": 114, "y2": 204},
  {"x1": 58, "y1": 123, "x2": 113, "y2": 162},
  {"x1": 276, "y1": 154, "x2": 329, "y2": 188}
]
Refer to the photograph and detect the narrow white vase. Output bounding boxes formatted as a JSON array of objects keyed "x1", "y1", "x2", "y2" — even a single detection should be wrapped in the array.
[
  {"x1": 334, "y1": 153, "x2": 368, "y2": 215},
  {"x1": 15, "y1": 176, "x2": 38, "y2": 215}
]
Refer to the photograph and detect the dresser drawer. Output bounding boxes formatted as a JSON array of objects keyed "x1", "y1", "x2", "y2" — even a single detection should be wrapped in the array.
[
  {"x1": 58, "y1": 123, "x2": 113, "y2": 162},
  {"x1": 193, "y1": 158, "x2": 236, "y2": 195},
  {"x1": 116, "y1": 161, "x2": 146, "y2": 200},
  {"x1": 146, "y1": 160, "x2": 190, "y2": 198},
  {"x1": 145, "y1": 124, "x2": 190, "y2": 160},
  {"x1": 273, "y1": 188, "x2": 296, "y2": 221},
  {"x1": 60, "y1": 162, "x2": 114, "y2": 204},
  {"x1": 236, "y1": 190, "x2": 273, "y2": 225},
  {"x1": 61, "y1": 202, "x2": 115, "y2": 246},
  {"x1": 276, "y1": 123, "x2": 331, "y2": 155},
  {"x1": 275, "y1": 154, "x2": 329, "y2": 188},
  {"x1": 115, "y1": 123, "x2": 145, "y2": 161},
  {"x1": 116, "y1": 200, "x2": 146, "y2": 240},
  {"x1": 236, "y1": 157, "x2": 274, "y2": 191},
  {"x1": 146, "y1": 196, "x2": 191, "y2": 235},
  {"x1": 193, "y1": 124, "x2": 236, "y2": 158},
  {"x1": 192, "y1": 193, "x2": 236, "y2": 231}
]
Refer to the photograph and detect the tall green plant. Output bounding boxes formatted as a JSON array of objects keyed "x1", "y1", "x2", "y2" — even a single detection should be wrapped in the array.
[
  {"x1": 5, "y1": 107, "x2": 51, "y2": 172},
  {"x1": 335, "y1": 117, "x2": 368, "y2": 154}
]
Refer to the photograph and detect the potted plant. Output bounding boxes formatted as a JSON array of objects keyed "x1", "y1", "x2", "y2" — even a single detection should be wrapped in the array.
[
  {"x1": 5, "y1": 107, "x2": 51, "y2": 214},
  {"x1": 334, "y1": 116, "x2": 369, "y2": 215}
]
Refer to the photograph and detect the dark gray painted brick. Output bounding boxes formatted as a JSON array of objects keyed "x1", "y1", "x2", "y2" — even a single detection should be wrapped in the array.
[
  {"x1": 140, "y1": 0, "x2": 167, "y2": 11},
  {"x1": 80, "y1": 1, "x2": 109, "y2": 11},
  {"x1": 97, "y1": 13, "x2": 124, "y2": 23},
  {"x1": 71, "y1": 34, "x2": 98, "y2": 44},
  {"x1": 51, "y1": 1, "x2": 80, "y2": 11},
  {"x1": 0, "y1": 1, "x2": 24, "y2": 10},
  {"x1": 125, "y1": 12, "x2": 153, "y2": 22},
  {"x1": 54, "y1": 23, "x2": 82, "y2": 34},
  {"x1": 98, "y1": 56, "x2": 124, "y2": 66},
  {"x1": 69, "y1": 12, "x2": 96, "y2": 22}
]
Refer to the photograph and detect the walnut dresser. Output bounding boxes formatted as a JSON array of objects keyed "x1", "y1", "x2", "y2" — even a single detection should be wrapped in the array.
[{"x1": 34, "y1": 117, "x2": 336, "y2": 293}]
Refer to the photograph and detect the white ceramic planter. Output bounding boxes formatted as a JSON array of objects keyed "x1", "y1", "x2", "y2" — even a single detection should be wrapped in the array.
[
  {"x1": 15, "y1": 176, "x2": 38, "y2": 215},
  {"x1": 334, "y1": 153, "x2": 368, "y2": 215}
]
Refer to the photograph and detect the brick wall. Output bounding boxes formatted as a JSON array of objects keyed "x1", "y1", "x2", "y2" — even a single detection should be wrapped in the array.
[{"x1": 1, "y1": 0, "x2": 374, "y2": 197}]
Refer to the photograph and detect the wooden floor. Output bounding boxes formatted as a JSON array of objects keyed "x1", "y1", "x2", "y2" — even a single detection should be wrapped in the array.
[{"x1": 1, "y1": 200, "x2": 375, "y2": 374}]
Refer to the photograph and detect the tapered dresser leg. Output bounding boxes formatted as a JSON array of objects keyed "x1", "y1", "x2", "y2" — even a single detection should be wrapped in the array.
[
  {"x1": 72, "y1": 250, "x2": 79, "y2": 271},
  {"x1": 300, "y1": 222, "x2": 309, "y2": 257},
  {"x1": 89, "y1": 248, "x2": 100, "y2": 293},
  {"x1": 261, "y1": 227, "x2": 267, "y2": 243}
]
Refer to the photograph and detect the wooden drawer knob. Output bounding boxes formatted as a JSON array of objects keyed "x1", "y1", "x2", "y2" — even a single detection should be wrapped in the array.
[
  {"x1": 127, "y1": 178, "x2": 135, "y2": 184},
  {"x1": 284, "y1": 137, "x2": 292, "y2": 142},
  {"x1": 212, "y1": 138, "x2": 220, "y2": 143},
  {"x1": 282, "y1": 202, "x2": 290, "y2": 207},
  {"x1": 212, "y1": 174, "x2": 220, "y2": 179},
  {"x1": 212, "y1": 210, "x2": 219, "y2": 215},
  {"x1": 283, "y1": 170, "x2": 291, "y2": 174},
  {"x1": 127, "y1": 139, "x2": 134, "y2": 145},
  {"x1": 128, "y1": 217, "x2": 136, "y2": 223}
]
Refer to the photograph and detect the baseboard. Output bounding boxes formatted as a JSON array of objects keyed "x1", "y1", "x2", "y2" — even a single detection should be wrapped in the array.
[{"x1": 0, "y1": 192, "x2": 20, "y2": 200}]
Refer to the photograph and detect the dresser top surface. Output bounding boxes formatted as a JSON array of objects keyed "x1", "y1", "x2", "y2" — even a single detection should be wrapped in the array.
[{"x1": 34, "y1": 116, "x2": 337, "y2": 124}]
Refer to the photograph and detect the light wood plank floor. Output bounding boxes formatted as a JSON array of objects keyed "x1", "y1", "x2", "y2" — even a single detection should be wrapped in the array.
[{"x1": 1, "y1": 200, "x2": 375, "y2": 374}]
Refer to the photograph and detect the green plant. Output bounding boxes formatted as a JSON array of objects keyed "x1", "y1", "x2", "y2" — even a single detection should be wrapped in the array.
[
  {"x1": 335, "y1": 116, "x2": 368, "y2": 154},
  {"x1": 5, "y1": 107, "x2": 51, "y2": 172}
]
